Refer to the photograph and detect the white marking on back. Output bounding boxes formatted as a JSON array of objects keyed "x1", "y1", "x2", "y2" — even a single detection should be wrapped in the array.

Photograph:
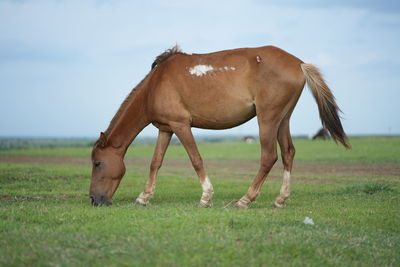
[
  {"x1": 189, "y1": 65, "x2": 214, "y2": 76},
  {"x1": 189, "y1": 65, "x2": 236, "y2": 76},
  {"x1": 220, "y1": 66, "x2": 236, "y2": 71}
]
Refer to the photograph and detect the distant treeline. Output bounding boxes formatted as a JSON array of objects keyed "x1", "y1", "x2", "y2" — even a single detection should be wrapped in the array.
[
  {"x1": 0, "y1": 135, "x2": 310, "y2": 150},
  {"x1": 0, "y1": 138, "x2": 95, "y2": 150}
]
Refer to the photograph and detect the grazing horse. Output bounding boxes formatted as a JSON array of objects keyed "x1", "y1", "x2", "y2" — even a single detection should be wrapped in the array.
[
  {"x1": 312, "y1": 128, "x2": 330, "y2": 140},
  {"x1": 89, "y1": 45, "x2": 350, "y2": 208}
]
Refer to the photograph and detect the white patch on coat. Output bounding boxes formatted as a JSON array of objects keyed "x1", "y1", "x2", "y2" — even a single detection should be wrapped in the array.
[
  {"x1": 189, "y1": 65, "x2": 214, "y2": 76},
  {"x1": 274, "y1": 170, "x2": 291, "y2": 207},
  {"x1": 189, "y1": 65, "x2": 236, "y2": 76},
  {"x1": 200, "y1": 176, "x2": 214, "y2": 205},
  {"x1": 280, "y1": 170, "x2": 291, "y2": 197},
  {"x1": 256, "y1": 55, "x2": 262, "y2": 63},
  {"x1": 201, "y1": 176, "x2": 213, "y2": 194},
  {"x1": 222, "y1": 66, "x2": 236, "y2": 71}
]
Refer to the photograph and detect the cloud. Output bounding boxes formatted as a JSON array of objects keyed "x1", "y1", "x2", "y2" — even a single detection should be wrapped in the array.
[{"x1": 0, "y1": 0, "x2": 399, "y2": 136}]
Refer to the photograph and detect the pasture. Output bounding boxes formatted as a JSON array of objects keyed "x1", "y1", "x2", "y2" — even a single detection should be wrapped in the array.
[{"x1": 0, "y1": 137, "x2": 399, "y2": 266}]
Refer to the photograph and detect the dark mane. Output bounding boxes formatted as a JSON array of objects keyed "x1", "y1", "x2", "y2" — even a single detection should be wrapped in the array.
[
  {"x1": 151, "y1": 45, "x2": 183, "y2": 70},
  {"x1": 103, "y1": 73, "x2": 150, "y2": 138},
  {"x1": 97, "y1": 45, "x2": 184, "y2": 146}
]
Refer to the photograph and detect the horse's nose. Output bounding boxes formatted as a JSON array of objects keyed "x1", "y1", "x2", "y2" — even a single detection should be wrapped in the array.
[
  {"x1": 89, "y1": 196, "x2": 96, "y2": 206},
  {"x1": 90, "y1": 195, "x2": 112, "y2": 206}
]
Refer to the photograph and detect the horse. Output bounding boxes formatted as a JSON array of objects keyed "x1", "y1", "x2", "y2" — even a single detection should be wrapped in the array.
[
  {"x1": 89, "y1": 45, "x2": 350, "y2": 208},
  {"x1": 312, "y1": 128, "x2": 330, "y2": 140}
]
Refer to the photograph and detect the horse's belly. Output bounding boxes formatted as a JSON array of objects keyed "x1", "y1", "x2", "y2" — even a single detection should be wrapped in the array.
[{"x1": 190, "y1": 101, "x2": 256, "y2": 130}]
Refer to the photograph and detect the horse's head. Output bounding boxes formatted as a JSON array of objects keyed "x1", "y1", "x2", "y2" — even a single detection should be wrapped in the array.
[{"x1": 89, "y1": 132, "x2": 126, "y2": 206}]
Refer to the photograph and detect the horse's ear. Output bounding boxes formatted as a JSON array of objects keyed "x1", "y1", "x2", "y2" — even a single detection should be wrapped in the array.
[{"x1": 98, "y1": 132, "x2": 107, "y2": 148}]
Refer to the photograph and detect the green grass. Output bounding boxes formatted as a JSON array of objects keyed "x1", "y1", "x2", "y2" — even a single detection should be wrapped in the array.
[
  {"x1": 2, "y1": 136, "x2": 399, "y2": 163},
  {"x1": 0, "y1": 137, "x2": 399, "y2": 266}
]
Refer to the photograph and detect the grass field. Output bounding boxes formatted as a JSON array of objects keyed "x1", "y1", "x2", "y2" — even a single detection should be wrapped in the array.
[{"x1": 0, "y1": 137, "x2": 399, "y2": 266}]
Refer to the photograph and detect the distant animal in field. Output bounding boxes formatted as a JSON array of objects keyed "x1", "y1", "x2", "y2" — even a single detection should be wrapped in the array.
[
  {"x1": 89, "y1": 45, "x2": 350, "y2": 208},
  {"x1": 312, "y1": 128, "x2": 330, "y2": 140},
  {"x1": 243, "y1": 136, "x2": 256, "y2": 144}
]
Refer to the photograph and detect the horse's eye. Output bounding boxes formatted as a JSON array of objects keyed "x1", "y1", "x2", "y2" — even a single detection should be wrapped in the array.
[{"x1": 94, "y1": 162, "x2": 101, "y2": 168}]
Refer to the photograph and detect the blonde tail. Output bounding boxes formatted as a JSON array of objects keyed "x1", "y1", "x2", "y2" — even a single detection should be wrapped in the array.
[{"x1": 301, "y1": 63, "x2": 351, "y2": 149}]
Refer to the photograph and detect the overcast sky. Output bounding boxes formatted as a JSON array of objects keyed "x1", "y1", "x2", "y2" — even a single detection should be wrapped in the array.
[{"x1": 0, "y1": 0, "x2": 399, "y2": 138}]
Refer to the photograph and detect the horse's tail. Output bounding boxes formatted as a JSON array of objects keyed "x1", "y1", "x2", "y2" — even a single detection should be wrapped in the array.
[{"x1": 300, "y1": 63, "x2": 351, "y2": 149}]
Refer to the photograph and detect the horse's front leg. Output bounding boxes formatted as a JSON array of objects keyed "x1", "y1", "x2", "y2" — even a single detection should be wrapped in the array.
[
  {"x1": 135, "y1": 130, "x2": 172, "y2": 206},
  {"x1": 170, "y1": 122, "x2": 214, "y2": 207}
]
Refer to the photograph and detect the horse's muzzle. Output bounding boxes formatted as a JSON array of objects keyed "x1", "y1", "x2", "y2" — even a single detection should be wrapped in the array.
[{"x1": 90, "y1": 195, "x2": 112, "y2": 206}]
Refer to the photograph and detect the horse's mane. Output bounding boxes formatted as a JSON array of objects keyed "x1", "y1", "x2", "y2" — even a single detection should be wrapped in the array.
[
  {"x1": 151, "y1": 45, "x2": 183, "y2": 69},
  {"x1": 103, "y1": 74, "x2": 149, "y2": 137},
  {"x1": 100, "y1": 45, "x2": 184, "y2": 141}
]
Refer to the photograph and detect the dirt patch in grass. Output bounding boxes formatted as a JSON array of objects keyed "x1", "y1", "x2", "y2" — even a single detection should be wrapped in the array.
[
  {"x1": 1, "y1": 154, "x2": 399, "y2": 178},
  {"x1": 0, "y1": 194, "x2": 83, "y2": 202},
  {"x1": 0, "y1": 155, "x2": 91, "y2": 165},
  {"x1": 163, "y1": 159, "x2": 399, "y2": 179}
]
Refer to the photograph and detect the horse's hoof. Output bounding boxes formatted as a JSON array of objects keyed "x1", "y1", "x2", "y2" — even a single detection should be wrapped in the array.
[
  {"x1": 273, "y1": 201, "x2": 284, "y2": 208},
  {"x1": 135, "y1": 199, "x2": 148, "y2": 206},
  {"x1": 199, "y1": 200, "x2": 212, "y2": 208},
  {"x1": 234, "y1": 201, "x2": 248, "y2": 210}
]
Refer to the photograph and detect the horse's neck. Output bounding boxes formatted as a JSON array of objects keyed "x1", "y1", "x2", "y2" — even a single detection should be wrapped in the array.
[{"x1": 106, "y1": 89, "x2": 150, "y2": 155}]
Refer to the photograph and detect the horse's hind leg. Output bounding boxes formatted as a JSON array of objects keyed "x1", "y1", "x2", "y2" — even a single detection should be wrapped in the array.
[
  {"x1": 235, "y1": 112, "x2": 279, "y2": 209},
  {"x1": 274, "y1": 119, "x2": 295, "y2": 208},
  {"x1": 170, "y1": 122, "x2": 214, "y2": 207},
  {"x1": 135, "y1": 130, "x2": 172, "y2": 206}
]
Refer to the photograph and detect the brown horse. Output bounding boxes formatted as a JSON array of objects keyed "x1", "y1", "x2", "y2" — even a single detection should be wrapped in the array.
[{"x1": 89, "y1": 45, "x2": 350, "y2": 208}]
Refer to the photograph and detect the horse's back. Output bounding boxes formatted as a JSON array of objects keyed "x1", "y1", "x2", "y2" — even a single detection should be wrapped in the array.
[{"x1": 148, "y1": 45, "x2": 305, "y2": 129}]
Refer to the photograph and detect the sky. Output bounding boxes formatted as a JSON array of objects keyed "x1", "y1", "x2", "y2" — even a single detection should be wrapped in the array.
[{"x1": 0, "y1": 0, "x2": 399, "y2": 138}]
